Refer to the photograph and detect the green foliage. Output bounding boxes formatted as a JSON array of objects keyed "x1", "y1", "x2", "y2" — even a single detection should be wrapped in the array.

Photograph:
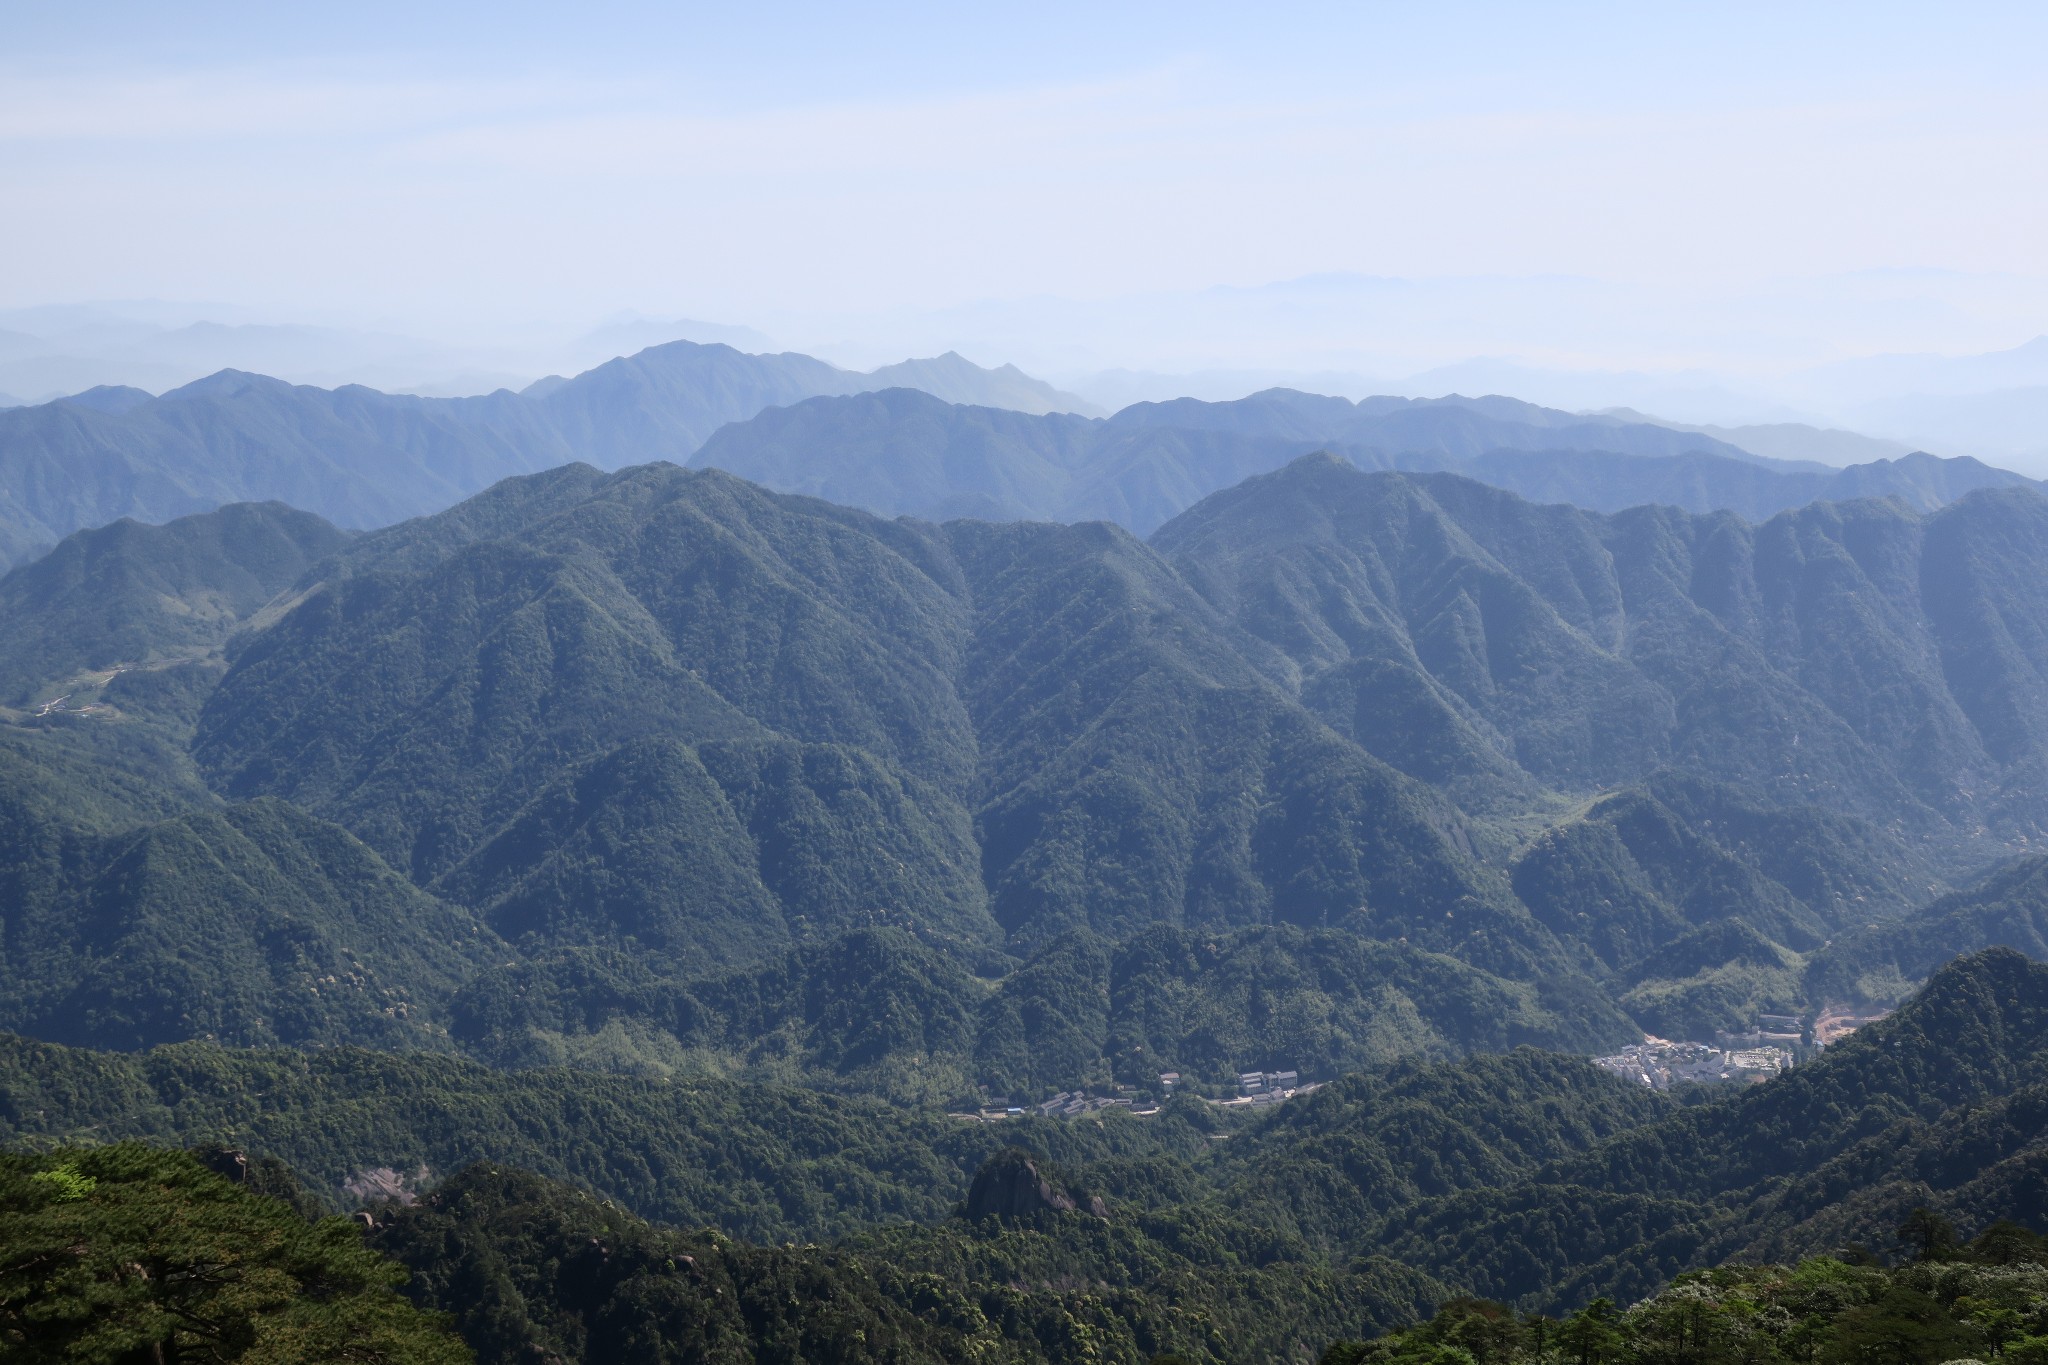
[
  {"x1": 1514, "y1": 776, "x2": 1928, "y2": 973},
  {"x1": 0, "y1": 500, "x2": 349, "y2": 705},
  {"x1": 17, "y1": 453, "x2": 2048, "y2": 1065},
  {"x1": 450, "y1": 923, "x2": 1627, "y2": 1101},
  {"x1": 368, "y1": 1159, "x2": 1443, "y2": 1365},
  {"x1": 1155, "y1": 457, "x2": 2048, "y2": 864},
  {"x1": 0, "y1": 1143, "x2": 468, "y2": 1363},
  {"x1": 369, "y1": 1163, "x2": 975, "y2": 1364},
  {"x1": 1810, "y1": 857, "x2": 2048, "y2": 1006},
  {"x1": 0, "y1": 796, "x2": 504, "y2": 1051},
  {"x1": 1321, "y1": 1227, "x2": 2048, "y2": 1365},
  {"x1": 4, "y1": 952, "x2": 2048, "y2": 1350},
  {"x1": 0, "y1": 1033, "x2": 1231, "y2": 1244},
  {"x1": 1359, "y1": 950, "x2": 2048, "y2": 1310},
  {"x1": 1206, "y1": 1051, "x2": 1675, "y2": 1253},
  {"x1": 188, "y1": 459, "x2": 1598, "y2": 1004}
]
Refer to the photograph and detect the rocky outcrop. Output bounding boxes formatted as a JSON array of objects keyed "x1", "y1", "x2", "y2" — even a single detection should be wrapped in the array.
[{"x1": 964, "y1": 1148, "x2": 1106, "y2": 1221}]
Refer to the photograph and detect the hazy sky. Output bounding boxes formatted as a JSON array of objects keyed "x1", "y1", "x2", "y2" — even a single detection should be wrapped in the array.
[{"x1": 5, "y1": 1, "x2": 2045, "y2": 374}]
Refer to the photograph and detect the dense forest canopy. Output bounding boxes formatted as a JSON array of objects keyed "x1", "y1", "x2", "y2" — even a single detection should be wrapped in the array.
[{"x1": 7, "y1": 391, "x2": 2048, "y2": 1361}]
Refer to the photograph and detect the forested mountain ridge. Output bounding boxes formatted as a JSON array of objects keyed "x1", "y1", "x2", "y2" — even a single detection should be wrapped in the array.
[
  {"x1": 9, "y1": 374, "x2": 2048, "y2": 1363},
  {"x1": 9, "y1": 454, "x2": 2048, "y2": 1077},
  {"x1": 1157, "y1": 454, "x2": 2048, "y2": 844},
  {"x1": 450, "y1": 924, "x2": 1610, "y2": 1099},
  {"x1": 0, "y1": 793, "x2": 502, "y2": 1052},
  {"x1": 7, "y1": 333, "x2": 2033, "y2": 573},
  {"x1": 1145, "y1": 454, "x2": 2048, "y2": 1022},
  {"x1": 0, "y1": 500, "x2": 349, "y2": 706},
  {"x1": 189, "y1": 461, "x2": 1584, "y2": 987},
  {"x1": 1808, "y1": 854, "x2": 2048, "y2": 1004},
  {"x1": 8, "y1": 951, "x2": 2048, "y2": 1364},
  {"x1": 1352, "y1": 948, "x2": 2048, "y2": 1310}
]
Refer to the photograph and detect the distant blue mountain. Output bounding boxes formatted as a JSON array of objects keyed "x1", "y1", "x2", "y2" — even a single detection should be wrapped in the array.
[
  {"x1": 3, "y1": 344, "x2": 2038, "y2": 569},
  {"x1": 0, "y1": 342, "x2": 1094, "y2": 566}
]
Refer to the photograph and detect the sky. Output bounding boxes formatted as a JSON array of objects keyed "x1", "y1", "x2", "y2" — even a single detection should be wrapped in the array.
[{"x1": 3, "y1": 1, "x2": 2046, "y2": 400}]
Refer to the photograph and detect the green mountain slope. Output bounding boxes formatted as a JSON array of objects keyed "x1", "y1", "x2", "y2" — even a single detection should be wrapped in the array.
[
  {"x1": 365, "y1": 1159, "x2": 1439, "y2": 1365},
  {"x1": 1509, "y1": 775, "x2": 1936, "y2": 1035},
  {"x1": 19, "y1": 455, "x2": 2048, "y2": 1054},
  {"x1": 0, "y1": 500, "x2": 349, "y2": 705},
  {"x1": 1323, "y1": 1235, "x2": 2048, "y2": 1365},
  {"x1": 0, "y1": 1034, "x2": 1222, "y2": 1240},
  {"x1": 0, "y1": 797, "x2": 501, "y2": 1051},
  {"x1": 448, "y1": 923, "x2": 1615, "y2": 1101},
  {"x1": 1154, "y1": 456, "x2": 2048, "y2": 854},
  {"x1": 190, "y1": 463, "x2": 1602, "y2": 1016},
  {"x1": 1808, "y1": 854, "x2": 2048, "y2": 1005},
  {"x1": 9, "y1": 952, "x2": 2044, "y2": 1351},
  {"x1": 943, "y1": 514, "x2": 1554, "y2": 966},
  {"x1": 1208, "y1": 1050, "x2": 1675, "y2": 1254},
  {"x1": 1361, "y1": 949, "x2": 2048, "y2": 1308}
]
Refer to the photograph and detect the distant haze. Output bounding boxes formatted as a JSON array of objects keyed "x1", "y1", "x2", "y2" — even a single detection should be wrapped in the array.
[{"x1": 3, "y1": 2, "x2": 2045, "y2": 463}]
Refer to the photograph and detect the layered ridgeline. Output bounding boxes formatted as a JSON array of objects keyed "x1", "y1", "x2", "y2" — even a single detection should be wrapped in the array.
[
  {"x1": 7, "y1": 952, "x2": 2048, "y2": 1363},
  {"x1": 1152, "y1": 455, "x2": 2048, "y2": 842},
  {"x1": 10, "y1": 455, "x2": 2048, "y2": 1075},
  {"x1": 7, "y1": 337, "x2": 2034, "y2": 571},
  {"x1": 0, "y1": 470, "x2": 1625, "y2": 1077},
  {"x1": 0, "y1": 343, "x2": 1098, "y2": 566},
  {"x1": 691, "y1": 385, "x2": 2040, "y2": 533}
]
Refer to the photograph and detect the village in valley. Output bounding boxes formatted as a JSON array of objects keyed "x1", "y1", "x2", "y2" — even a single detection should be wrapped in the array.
[
  {"x1": 955, "y1": 1068, "x2": 1320, "y2": 1123},
  {"x1": 953, "y1": 1007, "x2": 1900, "y2": 1123},
  {"x1": 1592, "y1": 1006, "x2": 1894, "y2": 1089}
]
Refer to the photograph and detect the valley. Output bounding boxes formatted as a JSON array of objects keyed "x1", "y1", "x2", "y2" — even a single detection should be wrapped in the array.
[
  {"x1": 13, "y1": 11, "x2": 2046, "y2": 1361},
  {"x1": 6, "y1": 376, "x2": 2048, "y2": 1363}
]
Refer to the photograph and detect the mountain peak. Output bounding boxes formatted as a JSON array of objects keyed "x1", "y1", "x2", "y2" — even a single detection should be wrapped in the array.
[
  {"x1": 55, "y1": 384, "x2": 154, "y2": 415},
  {"x1": 159, "y1": 369, "x2": 298, "y2": 402}
]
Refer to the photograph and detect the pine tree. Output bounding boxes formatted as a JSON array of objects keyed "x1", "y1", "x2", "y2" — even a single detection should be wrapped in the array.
[{"x1": 0, "y1": 1144, "x2": 469, "y2": 1364}]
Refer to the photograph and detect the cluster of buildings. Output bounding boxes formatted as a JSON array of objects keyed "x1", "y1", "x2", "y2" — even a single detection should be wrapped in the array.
[
  {"x1": 957, "y1": 1089, "x2": 1148, "y2": 1122},
  {"x1": 1594, "y1": 1006, "x2": 1896, "y2": 1091},
  {"x1": 1033, "y1": 1090, "x2": 1139, "y2": 1118},
  {"x1": 1214, "y1": 1067, "x2": 1314, "y2": 1108},
  {"x1": 1237, "y1": 1068, "x2": 1299, "y2": 1096},
  {"x1": 1715, "y1": 1014, "x2": 1805, "y2": 1049},
  {"x1": 957, "y1": 1065, "x2": 1318, "y2": 1121},
  {"x1": 1593, "y1": 1036, "x2": 1794, "y2": 1089},
  {"x1": 957, "y1": 1006, "x2": 1891, "y2": 1121}
]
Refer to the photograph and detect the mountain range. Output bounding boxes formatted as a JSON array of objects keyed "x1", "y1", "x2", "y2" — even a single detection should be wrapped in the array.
[
  {"x1": 9, "y1": 448, "x2": 2048, "y2": 1079},
  {"x1": 693, "y1": 385, "x2": 2042, "y2": 533},
  {"x1": 6, "y1": 336, "x2": 2040, "y2": 570},
  {"x1": 0, "y1": 341, "x2": 1096, "y2": 566},
  {"x1": 9, "y1": 359, "x2": 2048, "y2": 1361}
]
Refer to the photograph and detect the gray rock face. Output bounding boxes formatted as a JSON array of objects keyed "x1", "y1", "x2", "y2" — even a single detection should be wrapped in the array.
[{"x1": 965, "y1": 1148, "x2": 1104, "y2": 1220}]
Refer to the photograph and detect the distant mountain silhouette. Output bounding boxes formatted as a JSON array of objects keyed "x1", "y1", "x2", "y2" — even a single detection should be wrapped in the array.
[
  {"x1": 697, "y1": 385, "x2": 2045, "y2": 532},
  {"x1": 8, "y1": 342, "x2": 2037, "y2": 570},
  {"x1": 864, "y1": 351, "x2": 1102, "y2": 415},
  {"x1": 0, "y1": 342, "x2": 1099, "y2": 566}
]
